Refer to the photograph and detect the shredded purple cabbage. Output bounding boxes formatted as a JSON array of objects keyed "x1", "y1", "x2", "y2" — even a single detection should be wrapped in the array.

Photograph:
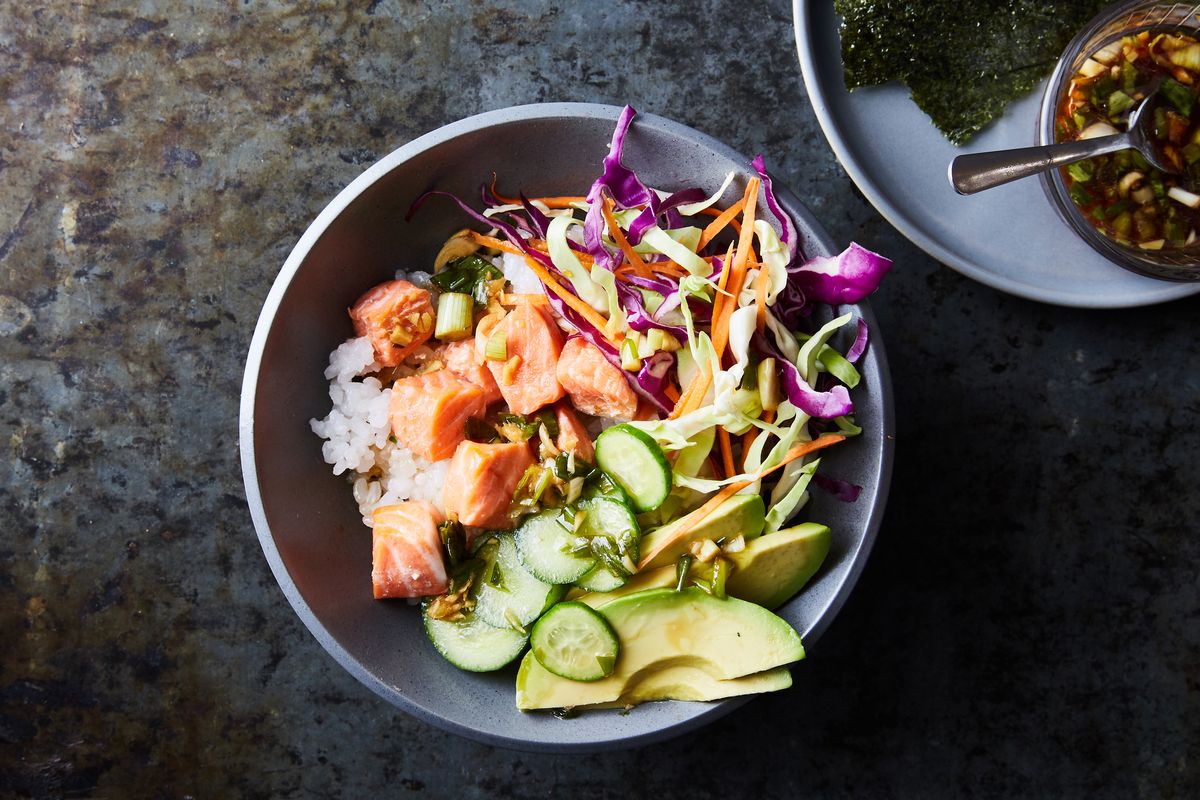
[
  {"x1": 752, "y1": 155, "x2": 799, "y2": 265},
  {"x1": 624, "y1": 186, "x2": 708, "y2": 245},
  {"x1": 791, "y1": 243, "x2": 892, "y2": 306},
  {"x1": 754, "y1": 331, "x2": 854, "y2": 419},
  {"x1": 812, "y1": 473, "x2": 862, "y2": 503},
  {"x1": 846, "y1": 318, "x2": 869, "y2": 364},
  {"x1": 519, "y1": 194, "x2": 552, "y2": 239}
]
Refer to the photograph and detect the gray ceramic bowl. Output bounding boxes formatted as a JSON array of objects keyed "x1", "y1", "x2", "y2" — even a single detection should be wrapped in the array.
[{"x1": 239, "y1": 102, "x2": 894, "y2": 751}]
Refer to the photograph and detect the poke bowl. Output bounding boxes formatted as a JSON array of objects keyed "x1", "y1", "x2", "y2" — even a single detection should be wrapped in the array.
[{"x1": 239, "y1": 102, "x2": 895, "y2": 751}]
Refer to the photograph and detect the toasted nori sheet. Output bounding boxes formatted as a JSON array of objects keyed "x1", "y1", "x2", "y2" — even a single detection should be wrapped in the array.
[{"x1": 834, "y1": 0, "x2": 1110, "y2": 144}]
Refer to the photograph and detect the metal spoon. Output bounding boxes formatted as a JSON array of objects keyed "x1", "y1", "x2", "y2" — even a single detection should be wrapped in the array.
[{"x1": 949, "y1": 93, "x2": 1174, "y2": 195}]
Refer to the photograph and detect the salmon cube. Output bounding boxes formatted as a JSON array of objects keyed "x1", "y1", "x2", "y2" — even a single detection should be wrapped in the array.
[
  {"x1": 438, "y1": 339, "x2": 502, "y2": 406},
  {"x1": 480, "y1": 300, "x2": 565, "y2": 415},
  {"x1": 371, "y1": 501, "x2": 448, "y2": 599},
  {"x1": 553, "y1": 401, "x2": 595, "y2": 463},
  {"x1": 442, "y1": 441, "x2": 535, "y2": 530},
  {"x1": 389, "y1": 369, "x2": 486, "y2": 462},
  {"x1": 556, "y1": 337, "x2": 638, "y2": 419},
  {"x1": 349, "y1": 279, "x2": 435, "y2": 367}
]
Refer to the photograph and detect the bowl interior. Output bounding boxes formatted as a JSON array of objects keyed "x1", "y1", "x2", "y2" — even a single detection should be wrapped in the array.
[{"x1": 240, "y1": 103, "x2": 894, "y2": 751}]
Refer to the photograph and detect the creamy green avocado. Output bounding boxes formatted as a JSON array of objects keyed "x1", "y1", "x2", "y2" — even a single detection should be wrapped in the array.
[
  {"x1": 638, "y1": 493, "x2": 766, "y2": 570},
  {"x1": 516, "y1": 587, "x2": 804, "y2": 710},
  {"x1": 586, "y1": 665, "x2": 792, "y2": 709},
  {"x1": 725, "y1": 523, "x2": 830, "y2": 610},
  {"x1": 575, "y1": 522, "x2": 832, "y2": 611}
]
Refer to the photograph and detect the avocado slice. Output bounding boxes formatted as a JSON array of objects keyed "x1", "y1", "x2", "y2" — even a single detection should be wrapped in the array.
[
  {"x1": 516, "y1": 587, "x2": 804, "y2": 710},
  {"x1": 585, "y1": 665, "x2": 792, "y2": 709},
  {"x1": 638, "y1": 494, "x2": 766, "y2": 570},
  {"x1": 575, "y1": 522, "x2": 832, "y2": 611},
  {"x1": 725, "y1": 523, "x2": 830, "y2": 610}
]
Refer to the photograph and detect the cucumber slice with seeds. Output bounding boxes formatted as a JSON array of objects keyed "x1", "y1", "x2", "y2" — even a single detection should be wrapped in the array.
[
  {"x1": 423, "y1": 605, "x2": 528, "y2": 673},
  {"x1": 474, "y1": 534, "x2": 565, "y2": 630},
  {"x1": 594, "y1": 424, "x2": 671, "y2": 512},
  {"x1": 530, "y1": 601, "x2": 619, "y2": 681},
  {"x1": 516, "y1": 508, "x2": 596, "y2": 584}
]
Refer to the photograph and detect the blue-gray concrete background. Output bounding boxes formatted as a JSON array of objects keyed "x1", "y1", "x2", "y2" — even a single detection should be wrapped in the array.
[{"x1": 1, "y1": 1, "x2": 1196, "y2": 797}]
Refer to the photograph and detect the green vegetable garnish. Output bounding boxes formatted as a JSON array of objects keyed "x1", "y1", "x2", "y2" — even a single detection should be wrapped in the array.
[{"x1": 431, "y1": 254, "x2": 504, "y2": 306}]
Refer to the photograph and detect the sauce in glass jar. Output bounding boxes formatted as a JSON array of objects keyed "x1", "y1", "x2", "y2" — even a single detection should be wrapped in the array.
[{"x1": 1056, "y1": 30, "x2": 1200, "y2": 250}]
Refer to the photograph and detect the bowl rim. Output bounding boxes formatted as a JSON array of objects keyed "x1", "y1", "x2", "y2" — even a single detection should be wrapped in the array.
[{"x1": 239, "y1": 101, "x2": 895, "y2": 751}]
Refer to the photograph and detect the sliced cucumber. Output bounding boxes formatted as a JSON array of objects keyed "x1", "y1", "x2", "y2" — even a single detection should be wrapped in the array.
[
  {"x1": 572, "y1": 497, "x2": 640, "y2": 592},
  {"x1": 423, "y1": 605, "x2": 528, "y2": 672},
  {"x1": 530, "y1": 601, "x2": 619, "y2": 681},
  {"x1": 594, "y1": 424, "x2": 671, "y2": 512},
  {"x1": 574, "y1": 562, "x2": 627, "y2": 593},
  {"x1": 579, "y1": 496, "x2": 639, "y2": 563},
  {"x1": 474, "y1": 534, "x2": 565, "y2": 631},
  {"x1": 516, "y1": 509, "x2": 596, "y2": 584},
  {"x1": 582, "y1": 471, "x2": 632, "y2": 506}
]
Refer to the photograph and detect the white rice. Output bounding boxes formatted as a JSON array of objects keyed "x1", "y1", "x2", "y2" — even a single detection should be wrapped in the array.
[
  {"x1": 309, "y1": 335, "x2": 447, "y2": 526},
  {"x1": 500, "y1": 251, "x2": 541, "y2": 294}
]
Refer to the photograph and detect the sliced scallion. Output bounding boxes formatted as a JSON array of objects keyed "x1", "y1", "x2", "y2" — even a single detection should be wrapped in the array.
[
  {"x1": 485, "y1": 330, "x2": 507, "y2": 361},
  {"x1": 620, "y1": 336, "x2": 641, "y2": 372},
  {"x1": 434, "y1": 292, "x2": 474, "y2": 341}
]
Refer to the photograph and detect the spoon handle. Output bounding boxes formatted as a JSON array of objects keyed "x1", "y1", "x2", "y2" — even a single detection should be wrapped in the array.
[{"x1": 949, "y1": 135, "x2": 1133, "y2": 195}]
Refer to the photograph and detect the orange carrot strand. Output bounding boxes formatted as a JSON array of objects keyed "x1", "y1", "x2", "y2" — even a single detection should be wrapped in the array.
[{"x1": 636, "y1": 434, "x2": 846, "y2": 570}]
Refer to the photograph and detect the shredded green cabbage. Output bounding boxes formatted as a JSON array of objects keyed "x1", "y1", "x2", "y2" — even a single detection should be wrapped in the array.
[
  {"x1": 798, "y1": 312, "x2": 854, "y2": 383},
  {"x1": 765, "y1": 459, "x2": 819, "y2": 533},
  {"x1": 676, "y1": 172, "x2": 736, "y2": 216},
  {"x1": 546, "y1": 215, "x2": 608, "y2": 312}
]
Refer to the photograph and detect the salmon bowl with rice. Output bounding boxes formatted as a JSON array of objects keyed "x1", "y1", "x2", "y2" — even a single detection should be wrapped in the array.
[
  {"x1": 243, "y1": 101, "x2": 897, "y2": 753},
  {"x1": 307, "y1": 106, "x2": 892, "y2": 712}
]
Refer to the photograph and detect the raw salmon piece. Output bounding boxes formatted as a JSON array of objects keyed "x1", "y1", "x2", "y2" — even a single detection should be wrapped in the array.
[
  {"x1": 389, "y1": 369, "x2": 486, "y2": 462},
  {"x1": 482, "y1": 300, "x2": 565, "y2": 415},
  {"x1": 438, "y1": 339, "x2": 502, "y2": 405},
  {"x1": 349, "y1": 279, "x2": 435, "y2": 367},
  {"x1": 553, "y1": 401, "x2": 595, "y2": 463},
  {"x1": 442, "y1": 441, "x2": 535, "y2": 529},
  {"x1": 556, "y1": 337, "x2": 638, "y2": 419},
  {"x1": 371, "y1": 501, "x2": 448, "y2": 599}
]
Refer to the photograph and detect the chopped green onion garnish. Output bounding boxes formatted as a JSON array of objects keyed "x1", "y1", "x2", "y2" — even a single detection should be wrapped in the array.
[
  {"x1": 1107, "y1": 90, "x2": 1134, "y2": 116},
  {"x1": 620, "y1": 336, "x2": 641, "y2": 372},
  {"x1": 675, "y1": 554, "x2": 693, "y2": 591},
  {"x1": 485, "y1": 330, "x2": 507, "y2": 361},
  {"x1": 434, "y1": 292, "x2": 474, "y2": 341},
  {"x1": 645, "y1": 328, "x2": 664, "y2": 353},
  {"x1": 710, "y1": 557, "x2": 730, "y2": 600},
  {"x1": 1066, "y1": 161, "x2": 1093, "y2": 183}
]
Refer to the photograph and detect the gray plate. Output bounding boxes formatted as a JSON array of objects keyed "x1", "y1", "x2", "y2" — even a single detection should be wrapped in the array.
[
  {"x1": 239, "y1": 102, "x2": 894, "y2": 751},
  {"x1": 794, "y1": 0, "x2": 1200, "y2": 309}
]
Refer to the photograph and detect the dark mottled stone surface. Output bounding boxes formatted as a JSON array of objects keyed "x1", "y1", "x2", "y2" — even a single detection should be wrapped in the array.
[{"x1": 1, "y1": 1, "x2": 1197, "y2": 797}]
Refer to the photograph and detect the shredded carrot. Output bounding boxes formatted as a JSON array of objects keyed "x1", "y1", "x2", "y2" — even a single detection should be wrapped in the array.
[
  {"x1": 708, "y1": 241, "x2": 736, "y2": 349},
  {"x1": 697, "y1": 205, "x2": 742, "y2": 236},
  {"x1": 602, "y1": 196, "x2": 652, "y2": 279},
  {"x1": 530, "y1": 196, "x2": 586, "y2": 208},
  {"x1": 711, "y1": 179, "x2": 760, "y2": 360},
  {"x1": 636, "y1": 434, "x2": 846, "y2": 570},
  {"x1": 669, "y1": 361, "x2": 713, "y2": 420},
  {"x1": 470, "y1": 232, "x2": 619, "y2": 343},
  {"x1": 664, "y1": 384, "x2": 680, "y2": 403},
  {"x1": 470, "y1": 231, "x2": 526, "y2": 258},
  {"x1": 741, "y1": 409, "x2": 775, "y2": 471},
  {"x1": 717, "y1": 427, "x2": 735, "y2": 479},
  {"x1": 698, "y1": 197, "x2": 747, "y2": 250},
  {"x1": 489, "y1": 174, "x2": 520, "y2": 205}
]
